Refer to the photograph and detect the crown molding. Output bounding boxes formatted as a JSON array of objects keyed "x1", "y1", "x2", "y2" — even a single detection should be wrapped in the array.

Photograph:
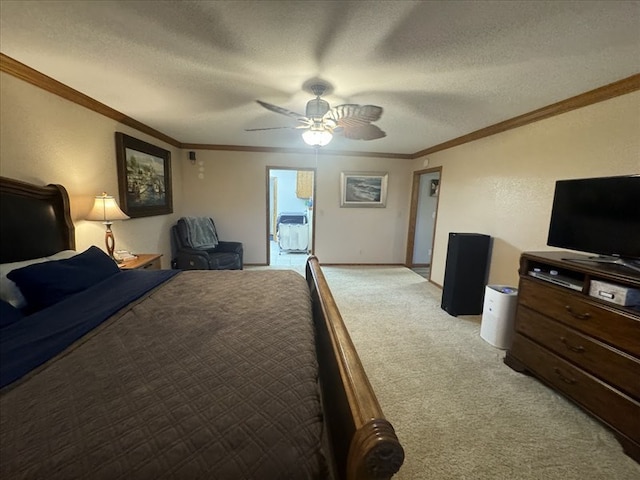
[
  {"x1": 0, "y1": 53, "x2": 181, "y2": 148},
  {"x1": 2, "y1": 53, "x2": 638, "y2": 160},
  {"x1": 179, "y1": 143, "x2": 413, "y2": 159},
  {"x1": 411, "y1": 73, "x2": 640, "y2": 159}
]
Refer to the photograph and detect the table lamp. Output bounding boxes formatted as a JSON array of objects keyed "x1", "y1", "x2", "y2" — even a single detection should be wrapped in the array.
[{"x1": 86, "y1": 192, "x2": 129, "y2": 259}]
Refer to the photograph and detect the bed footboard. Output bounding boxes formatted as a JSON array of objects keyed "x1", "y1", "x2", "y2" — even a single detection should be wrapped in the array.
[{"x1": 306, "y1": 256, "x2": 404, "y2": 480}]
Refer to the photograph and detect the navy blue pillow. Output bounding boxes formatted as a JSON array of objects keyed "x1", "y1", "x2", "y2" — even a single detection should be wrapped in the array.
[
  {"x1": 0, "y1": 300, "x2": 23, "y2": 328},
  {"x1": 7, "y1": 246, "x2": 120, "y2": 311}
]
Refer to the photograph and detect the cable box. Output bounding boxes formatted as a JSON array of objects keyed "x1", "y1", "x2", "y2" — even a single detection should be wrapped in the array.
[
  {"x1": 589, "y1": 279, "x2": 640, "y2": 306},
  {"x1": 528, "y1": 270, "x2": 583, "y2": 291}
]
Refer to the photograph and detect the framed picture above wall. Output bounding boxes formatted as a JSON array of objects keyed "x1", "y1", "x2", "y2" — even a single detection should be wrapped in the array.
[
  {"x1": 340, "y1": 172, "x2": 388, "y2": 208},
  {"x1": 115, "y1": 132, "x2": 173, "y2": 218}
]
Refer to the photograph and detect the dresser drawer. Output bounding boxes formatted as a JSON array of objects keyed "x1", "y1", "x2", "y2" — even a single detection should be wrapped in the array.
[
  {"x1": 138, "y1": 257, "x2": 161, "y2": 270},
  {"x1": 518, "y1": 278, "x2": 640, "y2": 357},
  {"x1": 517, "y1": 306, "x2": 640, "y2": 400},
  {"x1": 510, "y1": 334, "x2": 640, "y2": 444}
]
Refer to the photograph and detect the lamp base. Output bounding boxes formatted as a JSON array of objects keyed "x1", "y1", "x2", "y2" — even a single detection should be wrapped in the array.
[{"x1": 105, "y1": 224, "x2": 116, "y2": 259}]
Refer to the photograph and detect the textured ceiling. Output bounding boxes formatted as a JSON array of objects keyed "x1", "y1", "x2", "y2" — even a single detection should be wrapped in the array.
[{"x1": 1, "y1": 0, "x2": 639, "y2": 155}]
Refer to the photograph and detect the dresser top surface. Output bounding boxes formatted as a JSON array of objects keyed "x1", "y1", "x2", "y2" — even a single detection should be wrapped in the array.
[{"x1": 523, "y1": 251, "x2": 640, "y2": 286}]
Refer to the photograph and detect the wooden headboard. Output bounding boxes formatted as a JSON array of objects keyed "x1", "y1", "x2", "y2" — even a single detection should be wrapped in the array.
[{"x1": 0, "y1": 176, "x2": 75, "y2": 263}]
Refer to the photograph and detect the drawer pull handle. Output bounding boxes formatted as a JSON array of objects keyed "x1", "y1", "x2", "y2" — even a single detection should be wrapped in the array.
[
  {"x1": 564, "y1": 305, "x2": 591, "y2": 320},
  {"x1": 554, "y1": 367, "x2": 576, "y2": 385},
  {"x1": 560, "y1": 337, "x2": 585, "y2": 353}
]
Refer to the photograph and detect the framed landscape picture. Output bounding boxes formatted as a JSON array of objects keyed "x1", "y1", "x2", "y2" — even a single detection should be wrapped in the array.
[
  {"x1": 340, "y1": 172, "x2": 388, "y2": 208},
  {"x1": 115, "y1": 132, "x2": 173, "y2": 218}
]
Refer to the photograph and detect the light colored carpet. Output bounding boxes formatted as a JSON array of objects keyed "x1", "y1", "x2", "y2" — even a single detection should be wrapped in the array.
[{"x1": 317, "y1": 265, "x2": 640, "y2": 480}]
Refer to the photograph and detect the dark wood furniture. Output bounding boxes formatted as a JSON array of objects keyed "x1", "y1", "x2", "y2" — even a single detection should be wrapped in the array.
[
  {"x1": 505, "y1": 251, "x2": 640, "y2": 462},
  {"x1": 119, "y1": 253, "x2": 162, "y2": 270},
  {"x1": 0, "y1": 176, "x2": 404, "y2": 480}
]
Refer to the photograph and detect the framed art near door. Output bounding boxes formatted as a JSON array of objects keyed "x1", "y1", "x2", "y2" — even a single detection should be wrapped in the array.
[
  {"x1": 340, "y1": 172, "x2": 388, "y2": 208},
  {"x1": 430, "y1": 179, "x2": 439, "y2": 197},
  {"x1": 115, "y1": 132, "x2": 173, "y2": 218}
]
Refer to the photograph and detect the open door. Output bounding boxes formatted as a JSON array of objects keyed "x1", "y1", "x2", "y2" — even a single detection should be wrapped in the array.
[
  {"x1": 406, "y1": 167, "x2": 442, "y2": 280},
  {"x1": 266, "y1": 167, "x2": 316, "y2": 266}
]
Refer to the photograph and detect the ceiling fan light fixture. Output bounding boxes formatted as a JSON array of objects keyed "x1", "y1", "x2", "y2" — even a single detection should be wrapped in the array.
[
  {"x1": 252, "y1": 82, "x2": 384, "y2": 145},
  {"x1": 302, "y1": 127, "x2": 333, "y2": 147}
]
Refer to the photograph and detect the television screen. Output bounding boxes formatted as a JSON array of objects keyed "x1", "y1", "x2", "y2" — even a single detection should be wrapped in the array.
[{"x1": 547, "y1": 175, "x2": 640, "y2": 260}]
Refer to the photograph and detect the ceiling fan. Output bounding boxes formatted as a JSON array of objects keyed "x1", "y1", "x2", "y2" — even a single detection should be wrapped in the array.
[{"x1": 246, "y1": 84, "x2": 386, "y2": 147}]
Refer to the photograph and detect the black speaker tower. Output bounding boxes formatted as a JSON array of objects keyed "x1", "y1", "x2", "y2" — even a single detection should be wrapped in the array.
[{"x1": 441, "y1": 233, "x2": 491, "y2": 317}]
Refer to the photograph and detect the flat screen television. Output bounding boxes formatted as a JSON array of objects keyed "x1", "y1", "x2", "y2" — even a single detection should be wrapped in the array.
[{"x1": 547, "y1": 175, "x2": 640, "y2": 273}]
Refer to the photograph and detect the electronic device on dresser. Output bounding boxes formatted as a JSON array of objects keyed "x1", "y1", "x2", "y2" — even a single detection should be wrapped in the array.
[{"x1": 546, "y1": 174, "x2": 640, "y2": 273}]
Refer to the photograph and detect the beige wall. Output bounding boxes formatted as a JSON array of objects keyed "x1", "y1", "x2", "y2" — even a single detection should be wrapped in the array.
[
  {"x1": 0, "y1": 72, "x2": 183, "y2": 267},
  {"x1": 180, "y1": 151, "x2": 414, "y2": 264},
  {"x1": 418, "y1": 91, "x2": 640, "y2": 287},
  {"x1": 1, "y1": 72, "x2": 415, "y2": 266},
  {"x1": 2, "y1": 70, "x2": 638, "y2": 276}
]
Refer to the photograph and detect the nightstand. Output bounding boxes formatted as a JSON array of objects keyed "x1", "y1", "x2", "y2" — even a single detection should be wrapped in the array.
[{"x1": 119, "y1": 253, "x2": 162, "y2": 270}]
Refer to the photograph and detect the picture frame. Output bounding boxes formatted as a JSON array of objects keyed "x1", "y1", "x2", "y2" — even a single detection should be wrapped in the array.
[
  {"x1": 430, "y1": 179, "x2": 439, "y2": 197},
  {"x1": 115, "y1": 132, "x2": 173, "y2": 218},
  {"x1": 340, "y1": 171, "x2": 388, "y2": 208}
]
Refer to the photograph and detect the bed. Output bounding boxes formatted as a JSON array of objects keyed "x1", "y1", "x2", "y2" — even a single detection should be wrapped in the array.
[{"x1": 0, "y1": 176, "x2": 404, "y2": 479}]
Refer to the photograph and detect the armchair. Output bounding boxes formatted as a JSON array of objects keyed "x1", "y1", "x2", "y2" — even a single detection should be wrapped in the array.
[{"x1": 171, "y1": 217, "x2": 243, "y2": 270}]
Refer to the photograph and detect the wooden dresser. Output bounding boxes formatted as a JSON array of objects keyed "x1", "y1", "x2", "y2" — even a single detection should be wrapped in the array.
[{"x1": 505, "y1": 251, "x2": 640, "y2": 462}]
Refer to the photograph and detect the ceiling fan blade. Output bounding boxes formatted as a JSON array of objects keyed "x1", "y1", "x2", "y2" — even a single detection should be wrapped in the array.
[
  {"x1": 256, "y1": 100, "x2": 307, "y2": 120},
  {"x1": 246, "y1": 123, "x2": 311, "y2": 132},
  {"x1": 249, "y1": 95, "x2": 385, "y2": 141},
  {"x1": 245, "y1": 126, "x2": 296, "y2": 131},
  {"x1": 338, "y1": 124, "x2": 387, "y2": 141},
  {"x1": 326, "y1": 104, "x2": 383, "y2": 126}
]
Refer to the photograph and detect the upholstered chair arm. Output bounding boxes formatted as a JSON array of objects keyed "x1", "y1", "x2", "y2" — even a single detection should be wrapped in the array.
[
  {"x1": 215, "y1": 241, "x2": 243, "y2": 255},
  {"x1": 214, "y1": 241, "x2": 243, "y2": 269}
]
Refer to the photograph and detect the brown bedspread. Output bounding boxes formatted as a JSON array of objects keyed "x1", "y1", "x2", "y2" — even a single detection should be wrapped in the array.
[{"x1": 1, "y1": 270, "x2": 326, "y2": 479}]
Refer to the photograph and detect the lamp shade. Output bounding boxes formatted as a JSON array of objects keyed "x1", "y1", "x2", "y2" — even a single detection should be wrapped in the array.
[{"x1": 86, "y1": 193, "x2": 129, "y2": 222}]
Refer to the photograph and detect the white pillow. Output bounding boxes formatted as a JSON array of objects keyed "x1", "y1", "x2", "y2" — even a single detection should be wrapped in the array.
[
  {"x1": 47, "y1": 250, "x2": 78, "y2": 261},
  {"x1": 0, "y1": 250, "x2": 77, "y2": 309}
]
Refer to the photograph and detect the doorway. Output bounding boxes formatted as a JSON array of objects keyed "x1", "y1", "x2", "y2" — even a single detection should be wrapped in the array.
[
  {"x1": 406, "y1": 167, "x2": 442, "y2": 280},
  {"x1": 266, "y1": 167, "x2": 316, "y2": 266}
]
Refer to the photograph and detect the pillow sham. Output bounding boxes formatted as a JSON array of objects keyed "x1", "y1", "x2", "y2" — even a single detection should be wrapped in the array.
[
  {"x1": 0, "y1": 299, "x2": 23, "y2": 328},
  {"x1": 0, "y1": 251, "x2": 78, "y2": 309},
  {"x1": 7, "y1": 246, "x2": 120, "y2": 311}
]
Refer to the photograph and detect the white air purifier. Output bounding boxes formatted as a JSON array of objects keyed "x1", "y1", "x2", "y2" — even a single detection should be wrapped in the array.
[{"x1": 480, "y1": 285, "x2": 518, "y2": 349}]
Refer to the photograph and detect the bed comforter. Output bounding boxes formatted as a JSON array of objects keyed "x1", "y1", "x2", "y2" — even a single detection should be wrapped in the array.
[{"x1": 0, "y1": 269, "x2": 326, "y2": 479}]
